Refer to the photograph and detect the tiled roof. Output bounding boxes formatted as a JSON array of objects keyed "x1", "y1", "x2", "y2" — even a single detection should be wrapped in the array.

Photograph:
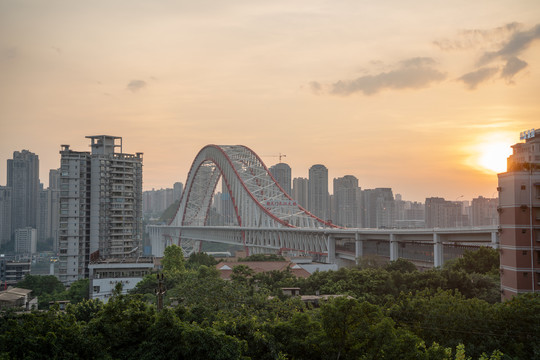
[{"x1": 216, "y1": 261, "x2": 311, "y2": 279}]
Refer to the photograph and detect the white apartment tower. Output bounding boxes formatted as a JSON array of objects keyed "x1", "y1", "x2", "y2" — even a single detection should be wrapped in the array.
[{"x1": 58, "y1": 136, "x2": 143, "y2": 284}]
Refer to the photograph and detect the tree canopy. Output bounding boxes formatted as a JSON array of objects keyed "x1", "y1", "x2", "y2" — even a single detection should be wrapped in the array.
[{"x1": 4, "y1": 249, "x2": 536, "y2": 359}]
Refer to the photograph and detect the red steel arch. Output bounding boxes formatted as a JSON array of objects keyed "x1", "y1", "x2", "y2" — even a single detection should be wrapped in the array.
[{"x1": 170, "y1": 145, "x2": 336, "y2": 229}]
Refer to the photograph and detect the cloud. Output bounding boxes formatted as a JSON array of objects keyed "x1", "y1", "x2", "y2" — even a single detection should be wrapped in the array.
[
  {"x1": 501, "y1": 57, "x2": 528, "y2": 82},
  {"x1": 433, "y1": 22, "x2": 522, "y2": 51},
  {"x1": 479, "y1": 24, "x2": 540, "y2": 64},
  {"x1": 127, "y1": 80, "x2": 147, "y2": 92},
  {"x1": 458, "y1": 67, "x2": 499, "y2": 90},
  {"x1": 309, "y1": 81, "x2": 322, "y2": 94},
  {"x1": 328, "y1": 57, "x2": 446, "y2": 96}
]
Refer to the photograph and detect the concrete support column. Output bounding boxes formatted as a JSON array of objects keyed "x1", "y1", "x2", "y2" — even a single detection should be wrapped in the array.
[
  {"x1": 433, "y1": 233, "x2": 443, "y2": 267},
  {"x1": 491, "y1": 231, "x2": 499, "y2": 249},
  {"x1": 327, "y1": 234, "x2": 335, "y2": 264},
  {"x1": 355, "y1": 232, "x2": 363, "y2": 264},
  {"x1": 389, "y1": 233, "x2": 399, "y2": 261}
]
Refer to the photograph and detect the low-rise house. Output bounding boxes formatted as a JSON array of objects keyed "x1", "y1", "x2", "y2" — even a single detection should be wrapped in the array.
[
  {"x1": 216, "y1": 261, "x2": 311, "y2": 280},
  {"x1": 0, "y1": 287, "x2": 36, "y2": 310}
]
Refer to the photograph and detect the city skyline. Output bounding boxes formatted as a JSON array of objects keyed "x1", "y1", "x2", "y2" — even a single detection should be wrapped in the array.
[{"x1": 1, "y1": 1, "x2": 539, "y2": 202}]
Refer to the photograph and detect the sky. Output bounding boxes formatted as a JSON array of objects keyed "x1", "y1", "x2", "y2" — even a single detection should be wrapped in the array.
[{"x1": 1, "y1": 0, "x2": 539, "y2": 202}]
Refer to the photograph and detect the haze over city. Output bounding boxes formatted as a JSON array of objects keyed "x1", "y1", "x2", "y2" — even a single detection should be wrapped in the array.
[{"x1": 1, "y1": 0, "x2": 539, "y2": 201}]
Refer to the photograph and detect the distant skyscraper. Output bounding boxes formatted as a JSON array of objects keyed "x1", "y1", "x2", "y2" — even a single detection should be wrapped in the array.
[
  {"x1": 7, "y1": 150, "x2": 39, "y2": 237},
  {"x1": 333, "y1": 175, "x2": 360, "y2": 227},
  {"x1": 220, "y1": 181, "x2": 236, "y2": 225},
  {"x1": 49, "y1": 169, "x2": 60, "y2": 190},
  {"x1": 471, "y1": 196, "x2": 498, "y2": 226},
  {"x1": 0, "y1": 186, "x2": 12, "y2": 249},
  {"x1": 424, "y1": 197, "x2": 461, "y2": 228},
  {"x1": 269, "y1": 163, "x2": 292, "y2": 195},
  {"x1": 58, "y1": 136, "x2": 143, "y2": 284},
  {"x1": 173, "y1": 182, "x2": 184, "y2": 201},
  {"x1": 293, "y1": 177, "x2": 309, "y2": 209},
  {"x1": 37, "y1": 181, "x2": 60, "y2": 250},
  {"x1": 362, "y1": 188, "x2": 394, "y2": 228},
  {"x1": 308, "y1": 164, "x2": 329, "y2": 220}
]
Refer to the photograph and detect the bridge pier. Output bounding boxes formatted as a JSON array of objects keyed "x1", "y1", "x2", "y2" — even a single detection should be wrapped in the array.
[
  {"x1": 389, "y1": 234, "x2": 399, "y2": 261},
  {"x1": 355, "y1": 232, "x2": 363, "y2": 264},
  {"x1": 491, "y1": 231, "x2": 499, "y2": 249},
  {"x1": 327, "y1": 234, "x2": 335, "y2": 264},
  {"x1": 433, "y1": 233, "x2": 443, "y2": 267}
]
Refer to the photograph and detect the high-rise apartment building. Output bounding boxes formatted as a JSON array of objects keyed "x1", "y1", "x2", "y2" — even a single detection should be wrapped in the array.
[
  {"x1": 7, "y1": 150, "x2": 39, "y2": 239},
  {"x1": 292, "y1": 177, "x2": 308, "y2": 209},
  {"x1": 498, "y1": 128, "x2": 540, "y2": 299},
  {"x1": 471, "y1": 196, "x2": 498, "y2": 226},
  {"x1": 173, "y1": 182, "x2": 184, "y2": 202},
  {"x1": 15, "y1": 227, "x2": 36, "y2": 254},
  {"x1": 425, "y1": 197, "x2": 462, "y2": 228},
  {"x1": 0, "y1": 187, "x2": 12, "y2": 249},
  {"x1": 333, "y1": 175, "x2": 361, "y2": 227},
  {"x1": 58, "y1": 136, "x2": 143, "y2": 284},
  {"x1": 142, "y1": 188, "x2": 174, "y2": 216},
  {"x1": 269, "y1": 163, "x2": 292, "y2": 196},
  {"x1": 362, "y1": 188, "x2": 394, "y2": 228},
  {"x1": 308, "y1": 165, "x2": 329, "y2": 220},
  {"x1": 37, "y1": 184, "x2": 60, "y2": 250}
]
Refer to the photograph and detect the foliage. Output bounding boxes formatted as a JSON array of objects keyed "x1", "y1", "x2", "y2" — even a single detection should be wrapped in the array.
[
  {"x1": 16, "y1": 274, "x2": 64, "y2": 297},
  {"x1": 238, "y1": 253, "x2": 286, "y2": 262},
  {"x1": 186, "y1": 252, "x2": 219, "y2": 269},
  {"x1": 445, "y1": 247, "x2": 500, "y2": 276},
  {"x1": 384, "y1": 258, "x2": 418, "y2": 272},
  {"x1": 16, "y1": 275, "x2": 89, "y2": 309},
  {"x1": 137, "y1": 308, "x2": 246, "y2": 360},
  {"x1": 5, "y1": 248, "x2": 538, "y2": 359},
  {"x1": 161, "y1": 244, "x2": 186, "y2": 273},
  {"x1": 159, "y1": 200, "x2": 180, "y2": 222}
]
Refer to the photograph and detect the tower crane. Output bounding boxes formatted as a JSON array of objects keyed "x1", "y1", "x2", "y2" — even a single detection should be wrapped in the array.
[{"x1": 262, "y1": 153, "x2": 287, "y2": 163}]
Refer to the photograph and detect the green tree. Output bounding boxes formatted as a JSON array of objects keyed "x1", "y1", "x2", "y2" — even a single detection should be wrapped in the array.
[
  {"x1": 445, "y1": 247, "x2": 500, "y2": 275},
  {"x1": 137, "y1": 308, "x2": 246, "y2": 360},
  {"x1": 186, "y1": 252, "x2": 219, "y2": 269},
  {"x1": 66, "y1": 278, "x2": 90, "y2": 303},
  {"x1": 16, "y1": 274, "x2": 64, "y2": 297},
  {"x1": 230, "y1": 264, "x2": 254, "y2": 284},
  {"x1": 385, "y1": 258, "x2": 417, "y2": 273},
  {"x1": 162, "y1": 244, "x2": 186, "y2": 273},
  {"x1": 238, "y1": 253, "x2": 286, "y2": 262},
  {"x1": 86, "y1": 293, "x2": 156, "y2": 359},
  {"x1": 66, "y1": 298, "x2": 103, "y2": 323}
]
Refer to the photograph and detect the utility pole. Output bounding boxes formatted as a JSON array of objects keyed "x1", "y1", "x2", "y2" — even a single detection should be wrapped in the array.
[{"x1": 156, "y1": 273, "x2": 165, "y2": 311}]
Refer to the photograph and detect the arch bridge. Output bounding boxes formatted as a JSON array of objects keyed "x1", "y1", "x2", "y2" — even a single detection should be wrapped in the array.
[{"x1": 148, "y1": 145, "x2": 498, "y2": 266}]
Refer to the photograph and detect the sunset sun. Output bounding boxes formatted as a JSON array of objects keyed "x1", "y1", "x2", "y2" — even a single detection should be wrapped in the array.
[{"x1": 477, "y1": 141, "x2": 513, "y2": 173}]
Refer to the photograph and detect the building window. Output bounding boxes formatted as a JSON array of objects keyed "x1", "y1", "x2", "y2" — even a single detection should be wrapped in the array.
[
  {"x1": 521, "y1": 185, "x2": 526, "y2": 190},
  {"x1": 93, "y1": 286, "x2": 100, "y2": 293},
  {"x1": 523, "y1": 250, "x2": 528, "y2": 255}
]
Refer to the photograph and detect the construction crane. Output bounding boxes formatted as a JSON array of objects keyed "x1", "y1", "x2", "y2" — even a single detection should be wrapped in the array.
[{"x1": 262, "y1": 153, "x2": 287, "y2": 163}]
